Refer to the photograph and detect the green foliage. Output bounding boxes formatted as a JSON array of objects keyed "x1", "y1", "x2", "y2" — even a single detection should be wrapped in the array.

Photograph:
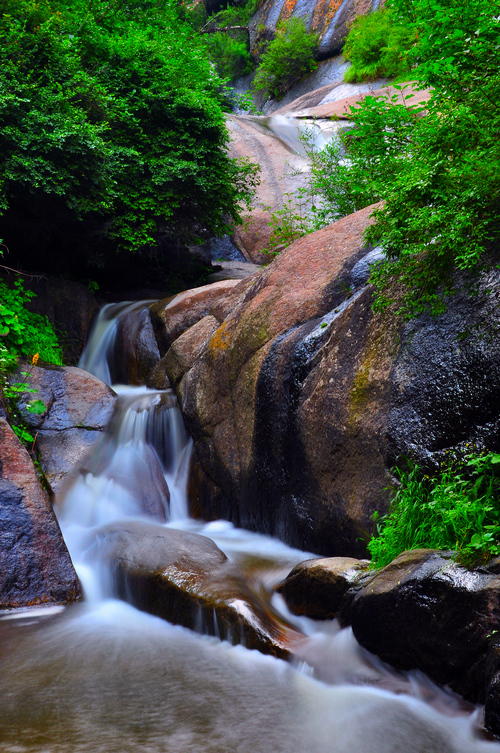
[
  {"x1": 368, "y1": 452, "x2": 500, "y2": 568},
  {"x1": 253, "y1": 18, "x2": 318, "y2": 99},
  {"x1": 344, "y1": 9, "x2": 416, "y2": 82},
  {"x1": 263, "y1": 189, "x2": 321, "y2": 256},
  {"x1": 198, "y1": 0, "x2": 258, "y2": 81},
  {"x1": 272, "y1": 0, "x2": 500, "y2": 317},
  {"x1": 0, "y1": 277, "x2": 62, "y2": 363},
  {"x1": 0, "y1": 0, "x2": 257, "y2": 273}
]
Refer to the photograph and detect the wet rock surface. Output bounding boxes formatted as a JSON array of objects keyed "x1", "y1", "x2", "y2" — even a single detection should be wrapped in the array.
[
  {"x1": 341, "y1": 550, "x2": 500, "y2": 705},
  {"x1": 277, "y1": 556, "x2": 369, "y2": 619},
  {"x1": 13, "y1": 364, "x2": 117, "y2": 496},
  {"x1": 0, "y1": 418, "x2": 81, "y2": 609},
  {"x1": 113, "y1": 305, "x2": 160, "y2": 385},
  {"x1": 93, "y1": 520, "x2": 299, "y2": 658}
]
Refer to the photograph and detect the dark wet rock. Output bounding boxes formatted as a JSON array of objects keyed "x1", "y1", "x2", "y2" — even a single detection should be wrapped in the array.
[
  {"x1": 342, "y1": 550, "x2": 500, "y2": 705},
  {"x1": 93, "y1": 520, "x2": 299, "y2": 657},
  {"x1": 21, "y1": 275, "x2": 99, "y2": 364},
  {"x1": 12, "y1": 364, "x2": 116, "y2": 496},
  {"x1": 277, "y1": 556, "x2": 369, "y2": 620},
  {"x1": 0, "y1": 418, "x2": 82, "y2": 608},
  {"x1": 163, "y1": 316, "x2": 220, "y2": 390},
  {"x1": 151, "y1": 279, "x2": 248, "y2": 354},
  {"x1": 113, "y1": 305, "x2": 160, "y2": 385}
]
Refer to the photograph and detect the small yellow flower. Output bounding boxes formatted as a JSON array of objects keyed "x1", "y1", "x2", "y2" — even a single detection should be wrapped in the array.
[{"x1": 32, "y1": 353, "x2": 39, "y2": 365}]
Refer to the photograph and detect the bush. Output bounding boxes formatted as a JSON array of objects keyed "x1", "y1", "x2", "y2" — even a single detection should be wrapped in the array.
[
  {"x1": 0, "y1": 0, "x2": 257, "y2": 280},
  {"x1": 368, "y1": 453, "x2": 500, "y2": 568},
  {"x1": 253, "y1": 18, "x2": 318, "y2": 99},
  {"x1": 344, "y1": 9, "x2": 415, "y2": 82},
  {"x1": 199, "y1": 0, "x2": 257, "y2": 81}
]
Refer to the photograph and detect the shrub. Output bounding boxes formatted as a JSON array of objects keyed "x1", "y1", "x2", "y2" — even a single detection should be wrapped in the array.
[
  {"x1": 368, "y1": 453, "x2": 500, "y2": 568},
  {"x1": 199, "y1": 0, "x2": 257, "y2": 81},
  {"x1": 0, "y1": 0, "x2": 257, "y2": 280},
  {"x1": 253, "y1": 18, "x2": 318, "y2": 99},
  {"x1": 344, "y1": 9, "x2": 415, "y2": 83}
]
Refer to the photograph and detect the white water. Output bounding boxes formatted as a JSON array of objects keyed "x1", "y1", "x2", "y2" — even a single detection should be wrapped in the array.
[{"x1": 1, "y1": 303, "x2": 499, "y2": 753}]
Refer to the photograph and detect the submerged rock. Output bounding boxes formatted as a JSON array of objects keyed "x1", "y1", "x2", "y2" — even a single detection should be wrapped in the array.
[
  {"x1": 13, "y1": 364, "x2": 117, "y2": 496},
  {"x1": 93, "y1": 520, "x2": 299, "y2": 658},
  {"x1": 0, "y1": 418, "x2": 81, "y2": 608},
  {"x1": 277, "y1": 556, "x2": 369, "y2": 619}
]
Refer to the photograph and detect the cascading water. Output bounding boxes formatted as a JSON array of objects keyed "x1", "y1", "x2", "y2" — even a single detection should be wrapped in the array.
[{"x1": 1, "y1": 302, "x2": 500, "y2": 753}]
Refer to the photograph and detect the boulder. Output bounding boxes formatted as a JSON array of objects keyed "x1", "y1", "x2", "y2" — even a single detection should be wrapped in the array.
[
  {"x1": 112, "y1": 305, "x2": 160, "y2": 385},
  {"x1": 151, "y1": 278, "x2": 249, "y2": 354},
  {"x1": 342, "y1": 550, "x2": 500, "y2": 705},
  {"x1": 277, "y1": 556, "x2": 369, "y2": 619},
  {"x1": 171, "y1": 205, "x2": 500, "y2": 557},
  {"x1": 92, "y1": 520, "x2": 300, "y2": 657},
  {"x1": 13, "y1": 364, "x2": 117, "y2": 496},
  {"x1": 248, "y1": 0, "x2": 373, "y2": 62},
  {"x1": 163, "y1": 316, "x2": 220, "y2": 389},
  {"x1": 0, "y1": 418, "x2": 81, "y2": 608}
]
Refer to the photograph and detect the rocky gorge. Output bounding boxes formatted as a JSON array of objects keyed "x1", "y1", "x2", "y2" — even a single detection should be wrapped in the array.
[{"x1": 1, "y1": 50, "x2": 500, "y2": 753}]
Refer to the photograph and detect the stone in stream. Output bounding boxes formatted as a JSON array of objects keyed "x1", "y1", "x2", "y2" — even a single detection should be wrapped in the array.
[
  {"x1": 339, "y1": 550, "x2": 500, "y2": 710},
  {"x1": 12, "y1": 363, "x2": 117, "y2": 496},
  {"x1": 276, "y1": 556, "x2": 369, "y2": 620},
  {"x1": 161, "y1": 315, "x2": 220, "y2": 390},
  {"x1": 93, "y1": 520, "x2": 299, "y2": 658},
  {"x1": 0, "y1": 418, "x2": 82, "y2": 609}
]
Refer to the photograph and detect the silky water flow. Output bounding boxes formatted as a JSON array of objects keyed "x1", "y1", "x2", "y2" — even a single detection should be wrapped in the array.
[{"x1": 0, "y1": 302, "x2": 499, "y2": 753}]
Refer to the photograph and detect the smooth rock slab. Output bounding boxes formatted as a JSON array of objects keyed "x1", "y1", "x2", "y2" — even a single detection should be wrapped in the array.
[
  {"x1": 0, "y1": 418, "x2": 81, "y2": 608},
  {"x1": 277, "y1": 556, "x2": 369, "y2": 620},
  {"x1": 92, "y1": 520, "x2": 300, "y2": 658}
]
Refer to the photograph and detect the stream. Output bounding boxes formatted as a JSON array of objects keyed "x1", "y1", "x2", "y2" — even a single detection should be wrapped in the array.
[{"x1": 1, "y1": 302, "x2": 499, "y2": 753}]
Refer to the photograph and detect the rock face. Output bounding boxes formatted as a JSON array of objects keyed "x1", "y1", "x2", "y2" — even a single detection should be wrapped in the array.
[
  {"x1": 151, "y1": 279, "x2": 246, "y2": 353},
  {"x1": 154, "y1": 205, "x2": 500, "y2": 557},
  {"x1": 0, "y1": 418, "x2": 81, "y2": 608},
  {"x1": 14, "y1": 364, "x2": 117, "y2": 496},
  {"x1": 226, "y1": 115, "x2": 311, "y2": 263},
  {"x1": 249, "y1": 0, "x2": 375, "y2": 62},
  {"x1": 93, "y1": 520, "x2": 299, "y2": 657},
  {"x1": 23, "y1": 275, "x2": 99, "y2": 364},
  {"x1": 277, "y1": 556, "x2": 369, "y2": 619}
]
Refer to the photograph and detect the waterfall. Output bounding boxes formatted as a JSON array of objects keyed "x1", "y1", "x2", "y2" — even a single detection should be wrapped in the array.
[{"x1": 0, "y1": 301, "x2": 498, "y2": 753}]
